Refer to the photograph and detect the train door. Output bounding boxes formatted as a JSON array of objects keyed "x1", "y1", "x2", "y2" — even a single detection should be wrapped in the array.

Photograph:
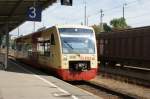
[
  {"x1": 49, "y1": 33, "x2": 55, "y2": 63},
  {"x1": 37, "y1": 34, "x2": 50, "y2": 67},
  {"x1": 49, "y1": 28, "x2": 61, "y2": 69}
]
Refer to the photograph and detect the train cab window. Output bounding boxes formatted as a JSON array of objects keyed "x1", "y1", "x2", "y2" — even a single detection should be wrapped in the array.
[{"x1": 51, "y1": 34, "x2": 55, "y2": 45}]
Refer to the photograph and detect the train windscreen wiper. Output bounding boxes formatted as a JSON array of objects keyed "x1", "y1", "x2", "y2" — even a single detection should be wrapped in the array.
[{"x1": 63, "y1": 40, "x2": 73, "y2": 49}]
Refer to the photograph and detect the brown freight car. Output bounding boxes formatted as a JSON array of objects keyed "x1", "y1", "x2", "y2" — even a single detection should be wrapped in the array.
[{"x1": 96, "y1": 26, "x2": 150, "y2": 69}]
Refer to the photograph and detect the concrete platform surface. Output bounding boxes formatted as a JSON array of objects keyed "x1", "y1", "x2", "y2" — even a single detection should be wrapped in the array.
[{"x1": 0, "y1": 60, "x2": 101, "y2": 99}]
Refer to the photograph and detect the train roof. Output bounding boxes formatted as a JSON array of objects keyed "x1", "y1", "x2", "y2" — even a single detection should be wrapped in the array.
[
  {"x1": 55, "y1": 24, "x2": 93, "y2": 29},
  {"x1": 96, "y1": 26, "x2": 150, "y2": 38},
  {"x1": 99, "y1": 26, "x2": 150, "y2": 35},
  {"x1": 15, "y1": 25, "x2": 94, "y2": 40}
]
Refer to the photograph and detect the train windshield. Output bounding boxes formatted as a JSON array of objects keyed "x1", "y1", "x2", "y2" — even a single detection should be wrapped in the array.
[{"x1": 59, "y1": 28, "x2": 95, "y2": 54}]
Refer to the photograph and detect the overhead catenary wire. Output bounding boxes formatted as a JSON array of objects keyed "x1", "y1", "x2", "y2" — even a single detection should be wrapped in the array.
[
  {"x1": 87, "y1": 0, "x2": 139, "y2": 19},
  {"x1": 30, "y1": 0, "x2": 150, "y2": 27},
  {"x1": 86, "y1": 0, "x2": 150, "y2": 27},
  {"x1": 127, "y1": 12, "x2": 150, "y2": 20},
  {"x1": 128, "y1": 18, "x2": 150, "y2": 27},
  {"x1": 11, "y1": 0, "x2": 150, "y2": 35},
  {"x1": 43, "y1": 0, "x2": 148, "y2": 26}
]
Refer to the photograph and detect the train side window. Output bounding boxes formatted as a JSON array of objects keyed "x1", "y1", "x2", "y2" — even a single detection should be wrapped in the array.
[
  {"x1": 37, "y1": 40, "x2": 50, "y2": 56},
  {"x1": 44, "y1": 41, "x2": 50, "y2": 56},
  {"x1": 16, "y1": 43, "x2": 22, "y2": 51},
  {"x1": 38, "y1": 42, "x2": 45, "y2": 56},
  {"x1": 51, "y1": 34, "x2": 55, "y2": 45}
]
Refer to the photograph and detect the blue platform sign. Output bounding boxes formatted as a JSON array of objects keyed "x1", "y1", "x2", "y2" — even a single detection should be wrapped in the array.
[{"x1": 27, "y1": 6, "x2": 42, "y2": 21}]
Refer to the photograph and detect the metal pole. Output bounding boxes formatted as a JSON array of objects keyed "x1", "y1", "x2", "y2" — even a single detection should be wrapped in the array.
[
  {"x1": 33, "y1": 22, "x2": 35, "y2": 32},
  {"x1": 123, "y1": 3, "x2": 127, "y2": 19},
  {"x1": 84, "y1": 1, "x2": 87, "y2": 25},
  {"x1": 87, "y1": 17, "x2": 88, "y2": 26},
  {"x1": 5, "y1": 23, "x2": 9, "y2": 70},
  {"x1": 100, "y1": 9, "x2": 104, "y2": 32},
  {"x1": 17, "y1": 27, "x2": 19, "y2": 37},
  {"x1": 123, "y1": 5, "x2": 125, "y2": 19},
  {"x1": 33, "y1": 0, "x2": 37, "y2": 32}
]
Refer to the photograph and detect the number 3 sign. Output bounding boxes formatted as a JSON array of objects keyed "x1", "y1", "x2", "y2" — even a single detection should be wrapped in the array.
[{"x1": 27, "y1": 6, "x2": 42, "y2": 21}]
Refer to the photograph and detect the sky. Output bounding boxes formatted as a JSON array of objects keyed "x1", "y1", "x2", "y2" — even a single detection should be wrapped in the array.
[{"x1": 10, "y1": 0, "x2": 150, "y2": 36}]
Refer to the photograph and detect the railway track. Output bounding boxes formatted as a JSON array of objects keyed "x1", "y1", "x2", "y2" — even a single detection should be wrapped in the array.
[
  {"x1": 99, "y1": 65, "x2": 150, "y2": 87},
  {"x1": 10, "y1": 58, "x2": 148, "y2": 98},
  {"x1": 69, "y1": 81, "x2": 135, "y2": 99}
]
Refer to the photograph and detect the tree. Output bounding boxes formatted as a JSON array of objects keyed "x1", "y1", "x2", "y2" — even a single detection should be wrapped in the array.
[
  {"x1": 92, "y1": 24, "x2": 101, "y2": 34},
  {"x1": 92, "y1": 23, "x2": 112, "y2": 34},
  {"x1": 110, "y1": 17, "x2": 130, "y2": 30},
  {"x1": 103, "y1": 23, "x2": 112, "y2": 32}
]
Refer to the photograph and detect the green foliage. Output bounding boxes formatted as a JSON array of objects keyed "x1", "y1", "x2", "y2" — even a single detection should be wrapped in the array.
[
  {"x1": 103, "y1": 23, "x2": 112, "y2": 32},
  {"x1": 110, "y1": 17, "x2": 130, "y2": 29},
  {"x1": 92, "y1": 17, "x2": 131, "y2": 33},
  {"x1": 92, "y1": 24, "x2": 101, "y2": 34},
  {"x1": 92, "y1": 23, "x2": 112, "y2": 34}
]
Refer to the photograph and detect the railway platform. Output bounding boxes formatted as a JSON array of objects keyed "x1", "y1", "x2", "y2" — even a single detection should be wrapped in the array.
[{"x1": 0, "y1": 59, "x2": 100, "y2": 99}]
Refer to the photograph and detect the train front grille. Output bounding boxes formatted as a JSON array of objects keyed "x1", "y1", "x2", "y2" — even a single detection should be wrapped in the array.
[{"x1": 69, "y1": 61, "x2": 91, "y2": 71}]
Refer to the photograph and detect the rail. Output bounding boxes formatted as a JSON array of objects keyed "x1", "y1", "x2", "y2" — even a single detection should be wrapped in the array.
[{"x1": 69, "y1": 81, "x2": 135, "y2": 99}]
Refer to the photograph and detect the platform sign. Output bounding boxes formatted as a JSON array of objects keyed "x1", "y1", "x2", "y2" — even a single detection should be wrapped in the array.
[
  {"x1": 61, "y1": 0, "x2": 72, "y2": 6},
  {"x1": 27, "y1": 6, "x2": 42, "y2": 21}
]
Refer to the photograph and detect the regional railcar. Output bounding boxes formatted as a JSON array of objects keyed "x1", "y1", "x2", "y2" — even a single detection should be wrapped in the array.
[
  {"x1": 14, "y1": 25, "x2": 97, "y2": 80},
  {"x1": 96, "y1": 26, "x2": 150, "y2": 69}
]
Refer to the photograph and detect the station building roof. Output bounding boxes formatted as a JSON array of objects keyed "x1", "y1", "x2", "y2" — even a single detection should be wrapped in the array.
[{"x1": 0, "y1": 0, "x2": 56, "y2": 34}]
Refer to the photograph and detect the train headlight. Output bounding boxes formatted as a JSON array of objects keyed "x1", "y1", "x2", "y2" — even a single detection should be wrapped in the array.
[
  {"x1": 92, "y1": 55, "x2": 95, "y2": 60},
  {"x1": 63, "y1": 55, "x2": 67, "y2": 61}
]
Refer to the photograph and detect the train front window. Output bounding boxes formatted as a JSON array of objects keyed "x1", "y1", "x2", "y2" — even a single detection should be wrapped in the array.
[{"x1": 59, "y1": 28, "x2": 95, "y2": 54}]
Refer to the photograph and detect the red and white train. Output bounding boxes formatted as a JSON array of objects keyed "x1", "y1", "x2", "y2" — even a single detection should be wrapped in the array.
[{"x1": 13, "y1": 25, "x2": 98, "y2": 81}]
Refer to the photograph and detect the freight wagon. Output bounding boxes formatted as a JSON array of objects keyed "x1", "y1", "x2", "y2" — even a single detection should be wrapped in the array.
[{"x1": 96, "y1": 26, "x2": 150, "y2": 69}]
